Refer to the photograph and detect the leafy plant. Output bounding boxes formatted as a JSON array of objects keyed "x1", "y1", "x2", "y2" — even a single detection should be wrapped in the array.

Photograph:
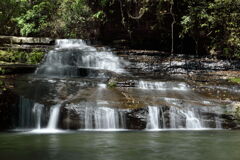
[
  {"x1": 15, "y1": 1, "x2": 55, "y2": 36},
  {"x1": 0, "y1": 50, "x2": 45, "y2": 64},
  {"x1": 26, "y1": 51, "x2": 45, "y2": 64}
]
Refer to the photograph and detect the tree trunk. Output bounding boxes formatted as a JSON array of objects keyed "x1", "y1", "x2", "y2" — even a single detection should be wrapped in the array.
[{"x1": 170, "y1": 0, "x2": 175, "y2": 55}]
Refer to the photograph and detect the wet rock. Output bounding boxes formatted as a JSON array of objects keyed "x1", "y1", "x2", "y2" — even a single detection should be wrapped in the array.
[
  {"x1": 0, "y1": 36, "x2": 54, "y2": 45},
  {"x1": 118, "y1": 51, "x2": 240, "y2": 79},
  {"x1": 126, "y1": 108, "x2": 148, "y2": 129},
  {"x1": 0, "y1": 36, "x2": 55, "y2": 51},
  {"x1": 60, "y1": 105, "x2": 85, "y2": 129},
  {"x1": 0, "y1": 64, "x2": 37, "y2": 74},
  {"x1": 232, "y1": 102, "x2": 240, "y2": 119},
  {"x1": 0, "y1": 89, "x2": 19, "y2": 130}
]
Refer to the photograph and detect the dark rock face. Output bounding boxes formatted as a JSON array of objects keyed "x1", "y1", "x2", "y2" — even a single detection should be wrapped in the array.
[
  {"x1": 0, "y1": 89, "x2": 19, "y2": 130},
  {"x1": 0, "y1": 64, "x2": 37, "y2": 75},
  {"x1": 60, "y1": 106, "x2": 85, "y2": 130},
  {"x1": 126, "y1": 108, "x2": 147, "y2": 129}
]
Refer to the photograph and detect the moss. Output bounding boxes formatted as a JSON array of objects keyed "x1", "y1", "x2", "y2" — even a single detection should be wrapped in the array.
[{"x1": 229, "y1": 77, "x2": 240, "y2": 83}]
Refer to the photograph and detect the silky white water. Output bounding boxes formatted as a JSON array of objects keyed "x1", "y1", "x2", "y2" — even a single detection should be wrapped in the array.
[
  {"x1": 85, "y1": 107, "x2": 119, "y2": 129},
  {"x1": 138, "y1": 81, "x2": 188, "y2": 91},
  {"x1": 147, "y1": 106, "x2": 204, "y2": 129},
  {"x1": 32, "y1": 103, "x2": 44, "y2": 129},
  {"x1": 35, "y1": 39, "x2": 126, "y2": 77},
  {"x1": 47, "y1": 104, "x2": 61, "y2": 129},
  {"x1": 147, "y1": 106, "x2": 160, "y2": 129}
]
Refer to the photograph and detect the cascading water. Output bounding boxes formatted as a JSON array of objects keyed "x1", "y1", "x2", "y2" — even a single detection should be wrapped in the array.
[
  {"x1": 27, "y1": 39, "x2": 127, "y2": 131},
  {"x1": 170, "y1": 106, "x2": 203, "y2": 129},
  {"x1": 215, "y1": 116, "x2": 222, "y2": 128},
  {"x1": 65, "y1": 103, "x2": 125, "y2": 130},
  {"x1": 147, "y1": 106, "x2": 204, "y2": 129},
  {"x1": 35, "y1": 39, "x2": 126, "y2": 77},
  {"x1": 15, "y1": 38, "x2": 227, "y2": 132},
  {"x1": 138, "y1": 81, "x2": 188, "y2": 91},
  {"x1": 85, "y1": 107, "x2": 119, "y2": 129},
  {"x1": 47, "y1": 104, "x2": 61, "y2": 129},
  {"x1": 183, "y1": 110, "x2": 202, "y2": 129},
  {"x1": 32, "y1": 103, "x2": 44, "y2": 129},
  {"x1": 147, "y1": 106, "x2": 160, "y2": 129}
]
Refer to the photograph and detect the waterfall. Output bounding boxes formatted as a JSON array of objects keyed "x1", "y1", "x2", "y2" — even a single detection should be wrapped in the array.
[
  {"x1": 182, "y1": 110, "x2": 202, "y2": 129},
  {"x1": 35, "y1": 39, "x2": 126, "y2": 77},
  {"x1": 147, "y1": 106, "x2": 204, "y2": 129},
  {"x1": 147, "y1": 106, "x2": 160, "y2": 129},
  {"x1": 138, "y1": 81, "x2": 188, "y2": 91},
  {"x1": 18, "y1": 97, "x2": 35, "y2": 128},
  {"x1": 215, "y1": 116, "x2": 222, "y2": 128},
  {"x1": 47, "y1": 104, "x2": 61, "y2": 129},
  {"x1": 15, "y1": 38, "x2": 226, "y2": 132},
  {"x1": 84, "y1": 106, "x2": 122, "y2": 129},
  {"x1": 65, "y1": 103, "x2": 125, "y2": 130},
  {"x1": 169, "y1": 106, "x2": 203, "y2": 129},
  {"x1": 32, "y1": 103, "x2": 44, "y2": 129},
  {"x1": 93, "y1": 107, "x2": 117, "y2": 129}
]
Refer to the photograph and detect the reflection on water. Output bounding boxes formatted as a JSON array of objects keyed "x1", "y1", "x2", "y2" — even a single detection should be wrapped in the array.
[
  {"x1": 49, "y1": 135, "x2": 59, "y2": 160},
  {"x1": 0, "y1": 131, "x2": 240, "y2": 160}
]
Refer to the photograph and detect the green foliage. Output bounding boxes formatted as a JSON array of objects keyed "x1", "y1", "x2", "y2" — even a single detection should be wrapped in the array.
[
  {"x1": 0, "y1": 50, "x2": 45, "y2": 64},
  {"x1": 0, "y1": 50, "x2": 26, "y2": 63},
  {"x1": 0, "y1": 0, "x2": 240, "y2": 58},
  {"x1": 15, "y1": 1, "x2": 55, "y2": 36},
  {"x1": 26, "y1": 51, "x2": 45, "y2": 64},
  {"x1": 92, "y1": 11, "x2": 106, "y2": 20},
  {"x1": 99, "y1": 0, "x2": 109, "y2": 7},
  {"x1": 0, "y1": 80, "x2": 6, "y2": 92},
  {"x1": 0, "y1": 68, "x2": 7, "y2": 75},
  {"x1": 107, "y1": 81, "x2": 117, "y2": 88},
  {"x1": 56, "y1": 0, "x2": 103, "y2": 38},
  {"x1": 0, "y1": 0, "x2": 26, "y2": 35},
  {"x1": 180, "y1": 0, "x2": 240, "y2": 56},
  {"x1": 229, "y1": 77, "x2": 240, "y2": 83}
]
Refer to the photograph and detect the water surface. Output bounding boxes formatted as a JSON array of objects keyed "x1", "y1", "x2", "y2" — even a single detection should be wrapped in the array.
[{"x1": 0, "y1": 130, "x2": 239, "y2": 160}]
